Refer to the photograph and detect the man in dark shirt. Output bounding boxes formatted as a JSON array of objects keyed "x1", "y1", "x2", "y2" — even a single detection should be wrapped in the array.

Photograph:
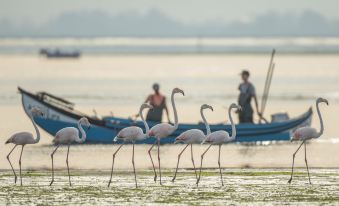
[
  {"x1": 144, "y1": 83, "x2": 170, "y2": 123},
  {"x1": 238, "y1": 70, "x2": 261, "y2": 123}
]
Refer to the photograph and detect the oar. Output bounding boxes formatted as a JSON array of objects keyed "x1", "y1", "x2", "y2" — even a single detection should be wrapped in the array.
[
  {"x1": 263, "y1": 63, "x2": 275, "y2": 109},
  {"x1": 262, "y1": 62, "x2": 274, "y2": 111},
  {"x1": 259, "y1": 49, "x2": 275, "y2": 123}
]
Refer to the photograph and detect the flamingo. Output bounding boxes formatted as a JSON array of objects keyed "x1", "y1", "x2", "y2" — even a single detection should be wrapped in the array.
[
  {"x1": 5, "y1": 107, "x2": 44, "y2": 186},
  {"x1": 288, "y1": 97, "x2": 328, "y2": 184},
  {"x1": 108, "y1": 103, "x2": 153, "y2": 188},
  {"x1": 148, "y1": 87, "x2": 185, "y2": 185},
  {"x1": 49, "y1": 117, "x2": 91, "y2": 186},
  {"x1": 196, "y1": 103, "x2": 241, "y2": 186},
  {"x1": 171, "y1": 104, "x2": 213, "y2": 182}
]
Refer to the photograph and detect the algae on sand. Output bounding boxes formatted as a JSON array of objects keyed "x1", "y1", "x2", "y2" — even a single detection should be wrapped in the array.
[{"x1": 0, "y1": 168, "x2": 338, "y2": 205}]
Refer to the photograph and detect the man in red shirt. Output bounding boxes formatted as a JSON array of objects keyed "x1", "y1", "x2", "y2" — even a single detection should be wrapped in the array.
[{"x1": 144, "y1": 83, "x2": 170, "y2": 123}]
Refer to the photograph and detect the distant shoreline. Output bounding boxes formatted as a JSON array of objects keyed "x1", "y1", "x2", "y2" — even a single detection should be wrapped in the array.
[{"x1": 1, "y1": 36, "x2": 339, "y2": 54}]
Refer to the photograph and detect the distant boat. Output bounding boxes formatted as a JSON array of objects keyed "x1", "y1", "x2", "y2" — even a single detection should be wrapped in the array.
[
  {"x1": 39, "y1": 49, "x2": 81, "y2": 58},
  {"x1": 18, "y1": 87, "x2": 312, "y2": 144}
]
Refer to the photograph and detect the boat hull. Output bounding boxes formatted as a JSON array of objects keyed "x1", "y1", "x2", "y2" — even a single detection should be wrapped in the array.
[{"x1": 19, "y1": 87, "x2": 312, "y2": 144}]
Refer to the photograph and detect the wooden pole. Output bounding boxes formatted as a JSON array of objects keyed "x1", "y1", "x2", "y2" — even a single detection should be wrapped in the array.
[{"x1": 259, "y1": 49, "x2": 275, "y2": 123}]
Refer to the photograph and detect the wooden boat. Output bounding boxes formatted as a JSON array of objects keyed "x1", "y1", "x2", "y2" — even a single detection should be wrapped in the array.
[{"x1": 18, "y1": 87, "x2": 312, "y2": 144}]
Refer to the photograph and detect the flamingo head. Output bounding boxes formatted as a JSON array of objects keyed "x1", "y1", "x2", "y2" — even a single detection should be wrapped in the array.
[
  {"x1": 201, "y1": 104, "x2": 213, "y2": 112},
  {"x1": 317, "y1": 97, "x2": 329, "y2": 106},
  {"x1": 30, "y1": 107, "x2": 44, "y2": 117},
  {"x1": 172, "y1": 88, "x2": 185, "y2": 96},
  {"x1": 80, "y1": 117, "x2": 91, "y2": 130},
  {"x1": 230, "y1": 103, "x2": 242, "y2": 112}
]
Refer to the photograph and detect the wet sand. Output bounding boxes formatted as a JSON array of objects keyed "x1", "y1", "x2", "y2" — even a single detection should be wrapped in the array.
[
  {"x1": 1, "y1": 142, "x2": 339, "y2": 172},
  {"x1": 0, "y1": 169, "x2": 338, "y2": 205}
]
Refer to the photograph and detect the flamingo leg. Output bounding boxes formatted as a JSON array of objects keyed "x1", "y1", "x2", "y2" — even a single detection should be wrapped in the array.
[
  {"x1": 304, "y1": 142, "x2": 311, "y2": 184},
  {"x1": 108, "y1": 144, "x2": 124, "y2": 187},
  {"x1": 157, "y1": 138, "x2": 162, "y2": 185},
  {"x1": 288, "y1": 141, "x2": 304, "y2": 184},
  {"x1": 190, "y1": 144, "x2": 198, "y2": 180},
  {"x1": 19, "y1": 145, "x2": 25, "y2": 186},
  {"x1": 49, "y1": 145, "x2": 60, "y2": 186},
  {"x1": 66, "y1": 144, "x2": 71, "y2": 186},
  {"x1": 171, "y1": 144, "x2": 189, "y2": 182},
  {"x1": 132, "y1": 143, "x2": 138, "y2": 188},
  {"x1": 148, "y1": 140, "x2": 157, "y2": 182},
  {"x1": 218, "y1": 145, "x2": 224, "y2": 186},
  {"x1": 6, "y1": 145, "x2": 18, "y2": 184},
  {"x1": 196, "y1": 144, "x2": 212, "y2": 186}
]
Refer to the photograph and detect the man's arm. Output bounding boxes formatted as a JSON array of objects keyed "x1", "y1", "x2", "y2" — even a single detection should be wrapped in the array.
[
  {"x1": 251, "y1": 85, "x2": 262, "y2": 117},
  {"x1": 134, "y1": 95, "x2": 151, "y2": 118},
  {"x1": 144, "y1": 95, "x2": 151, "y2": 103},
  {"x1": 253, "y1": 95, "x2": 262, "y2": 117}
]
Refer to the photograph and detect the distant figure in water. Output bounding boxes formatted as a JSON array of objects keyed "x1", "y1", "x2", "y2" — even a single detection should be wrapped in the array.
[
  {"x1": 144, "y1": 83, "x2": 170, "y2": 123},
  {"x1": 238, "y1": 70, "x2": 261, "y2": 123}
]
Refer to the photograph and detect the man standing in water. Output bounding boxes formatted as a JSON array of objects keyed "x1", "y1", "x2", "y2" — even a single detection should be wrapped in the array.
[
  {"x1": 238, "y1": 70, "x2": 261, "y2": 123},
  {"x1": 144, "y1": 83, "x2": 170, "y2": 123}
]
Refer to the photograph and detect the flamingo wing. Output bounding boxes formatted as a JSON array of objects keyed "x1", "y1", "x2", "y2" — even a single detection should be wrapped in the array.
[
  {"x1": 176, "y1": 129, "x2": 205, "y2": 144},
  {"x1": 292, "y1": 127, "x2": 318, "y2": 141},
  {"x1": 6, "y1": 132, "x2": 35, "y2": 145},
  {"x1": 204, "y1": 130, "x2": 230, "y2": 144},
  {"x1": 149, "y1": 123, "x2": 175, "y2": 138},
  {"x1": 54, "y1": 127, "x2": 78, "y2": 144},
  {"x1": 115, "y1": 126, "x2": 144, "y2": 142}
]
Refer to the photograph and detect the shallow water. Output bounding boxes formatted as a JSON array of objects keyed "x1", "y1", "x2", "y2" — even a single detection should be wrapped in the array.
[
  {"x1": 0, "y1": 169, "x2": 338, "y2": 205},
  {"x1": 0, "y1": 54, "x2": 339, "y2": 170}
]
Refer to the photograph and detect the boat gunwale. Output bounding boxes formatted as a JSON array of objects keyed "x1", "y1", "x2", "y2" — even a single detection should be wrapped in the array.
[{"x1": 18, "y1": 87, "x2": 105, "y2": 126}]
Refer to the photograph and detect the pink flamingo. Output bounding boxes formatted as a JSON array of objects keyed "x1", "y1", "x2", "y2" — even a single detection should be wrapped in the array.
[
  {"x1": 171, "y1": 104, "x2": 213, "y2": 182},
  {"x1": 108, "y1": 103, "x2": 153, "y2": 188},
  {"x1": 196, "y1": 103, "x2": 241, "y2": 186},
  {"x1": 148, "y1": 87, "x2": 185, "y2": 185},
  {"x1": 288, "y1": 97, "x2": 328, "y2": 184},
  {"x1": 5, "y1": 107, "x2": 44, "y2": 186},
  {"x1": 49, "y1": 117, "x2": 91, "y2": 186}
]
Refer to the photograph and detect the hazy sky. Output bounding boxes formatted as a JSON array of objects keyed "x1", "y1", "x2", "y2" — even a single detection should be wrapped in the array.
[{"x1": 1, "y1": 0, "x2": 339, "y2": 24}]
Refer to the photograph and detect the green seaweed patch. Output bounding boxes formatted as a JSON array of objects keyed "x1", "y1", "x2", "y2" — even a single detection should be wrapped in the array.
[
  {"x1": 224, "y1": 171, "x2": 305, "y2": 176},
  {"x1": 24, "y1": 171, "x2": 49, "y2": 177}
]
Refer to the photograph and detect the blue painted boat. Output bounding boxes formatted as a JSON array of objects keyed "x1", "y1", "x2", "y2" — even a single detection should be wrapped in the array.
[{"x1": 18, "y1": 87, "x2": 312, "y2": 144}]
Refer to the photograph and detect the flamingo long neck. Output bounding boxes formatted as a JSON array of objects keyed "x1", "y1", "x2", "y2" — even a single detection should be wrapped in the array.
[
  {"x1": 228, "y1": 107, "x2": 236, "y2": 140},
  {"x1": 316, "y1": 101, "x2": 324, "y2": 138},
  {"x1": 30, "y1": 113, "x2": 40, "y2": 143},
  {"x1": 171, "y1": 92, "x2": 179, "y2": 130},
  {"x1": 201, "y1": 108, "x2": 211, "y2": 135},
  {"x1": 77, "y1": 120, "x2": 87, "y2": 143},
  {"x1": 140, "y1": 107, "x2": 150, "y2": 139}
]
